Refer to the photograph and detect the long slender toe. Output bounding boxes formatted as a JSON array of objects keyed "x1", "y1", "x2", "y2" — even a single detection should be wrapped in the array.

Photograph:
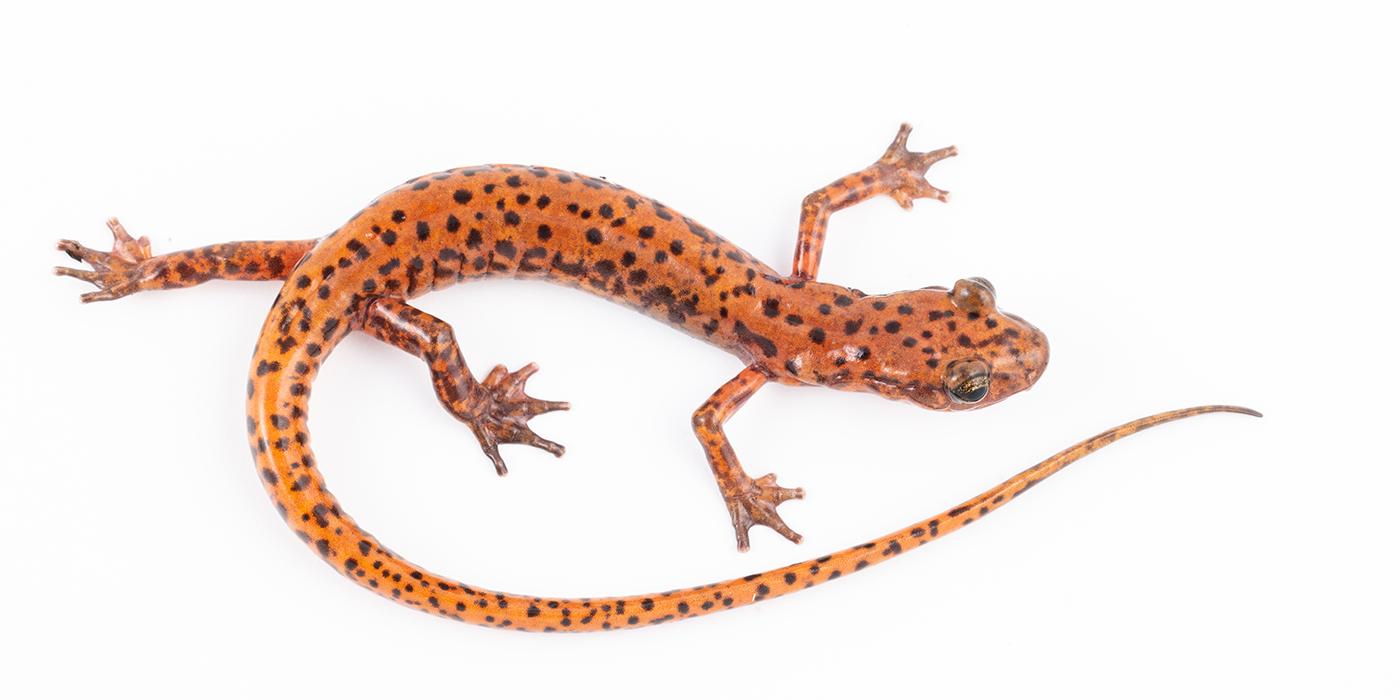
[{"x1": 53, "y1": 266, "x2": 101, "y2": 282}]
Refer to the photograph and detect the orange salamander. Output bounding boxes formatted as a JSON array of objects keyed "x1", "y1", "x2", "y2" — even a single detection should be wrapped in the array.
[{"x1": 56, "y1": 125, "x2": 1257, "y2": 632}]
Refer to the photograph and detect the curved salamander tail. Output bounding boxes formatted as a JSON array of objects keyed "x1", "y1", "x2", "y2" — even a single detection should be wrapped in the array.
[{"x1": 250, "y1": 387, "x2": 1257, "y2": 631}]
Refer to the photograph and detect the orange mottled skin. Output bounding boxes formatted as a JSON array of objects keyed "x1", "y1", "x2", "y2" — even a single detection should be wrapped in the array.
[{"x1": 56, "y1": 126, "x2": 1256, "y2": 632}]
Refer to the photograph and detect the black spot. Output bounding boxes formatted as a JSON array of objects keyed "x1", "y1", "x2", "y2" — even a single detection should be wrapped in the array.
[
  {"x1": 733, "y1": 320, "x2": 778, "y2": 358},
  {"x1": 784, "y1": 572, "x2": 797, "y2": 585},
  {"x1": 503, "y1": 211, "x2": 520, "y2": 226},
  {"x1": 345, "y1": 238, "x2": 370, "y2": 261},
  {"x1": 416, "y1": 221, "x2": 430, "y2": 240},
  {"x1": 505, "y1": 174, "x2": 522, "y2": 187},
  {"x1": 315, "y1": 539, "x2": 332, "y2": 556},
  {"x1": 494, "y1": 240, "x2": 517, "y2": 259},
  {"x1": 638, "y1": 225, "x2": 655, "y2": 239},
  {"x1": 669, "y1": 240, "x2": 684, "y2": 255},
  {"x1": 885, "y1": 320, "x2": 902, "y2": 333},
  {"x1": 551, "y1": 252, "x2": 586, "y2": 276},
  {"x1": 536, "y1": 224, "x2": 552, "y2": 240},
  {"x1": 445, "y1": 214, "x2": 461, "y2": 233},
  {"x1": 585, "y1": 228, "x2": 603, "y2": 245},
  {"x1": 809, "y1": 328, "x2": 826, "y2": 343}
]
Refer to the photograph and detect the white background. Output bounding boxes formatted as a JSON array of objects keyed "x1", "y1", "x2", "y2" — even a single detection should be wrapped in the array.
[{"x1": 2, "y1": 2, "x2": 1396, "y2": 698}]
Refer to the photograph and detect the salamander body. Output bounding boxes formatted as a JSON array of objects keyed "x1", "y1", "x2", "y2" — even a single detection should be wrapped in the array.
[{"x1": 56, "y1": 125, "x2": 1255, "y2": 631}]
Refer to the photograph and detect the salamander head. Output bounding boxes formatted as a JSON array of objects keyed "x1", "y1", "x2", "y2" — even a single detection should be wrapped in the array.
[{"x1": 835, "y1": 278, "x2": 1048, "y2": 411}]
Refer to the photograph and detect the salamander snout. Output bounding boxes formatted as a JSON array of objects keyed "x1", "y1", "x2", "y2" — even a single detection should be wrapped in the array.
[{"x1": 934, "y1": 278, "x2": 1048, "y2": 410}]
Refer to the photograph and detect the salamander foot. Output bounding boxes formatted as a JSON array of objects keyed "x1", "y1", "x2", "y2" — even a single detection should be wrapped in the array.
[
  {"x1": 465, "y1": 362, "x2": 570, "y2": 476},
  {"x1": 876, "y1": 123, "x2": 958, "y2": 208},
  {"x1": 723, "y1": 472, "x2": 805, "y2": 551},
  {"x1": 54, "y1": 218, "x2": 155, "y2": 302}
]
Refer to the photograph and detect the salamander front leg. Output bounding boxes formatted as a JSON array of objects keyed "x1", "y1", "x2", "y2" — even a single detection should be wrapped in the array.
[
  {"x1": 363, "y1": 297, "x2": 569, "y2": 476},
  {"x1": 55, "y1": 218, "x2": 317, "y2": 302},
  {"x1": 791, "y1": 124, "x2": 957, "y2": 280},
  {"x1": 692, "y1": 366, "x2": 805, "y2": 551}
]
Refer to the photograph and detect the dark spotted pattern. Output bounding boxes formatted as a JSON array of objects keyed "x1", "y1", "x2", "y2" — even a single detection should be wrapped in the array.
[{"x1": 51, "y1": 126, "x2": 1252, "y2": 633}]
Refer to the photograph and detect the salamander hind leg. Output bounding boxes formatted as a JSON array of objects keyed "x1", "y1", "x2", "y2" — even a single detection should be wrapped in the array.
[
  {"x1": 55, "y1": 218, "x2": 317, "y2": 302},
  {"x1": 692, "y1": 366, "x2": 805, "y2": 551},
  {"x1": 363, "y1": 297, "x2": 568, "y2": 475}
]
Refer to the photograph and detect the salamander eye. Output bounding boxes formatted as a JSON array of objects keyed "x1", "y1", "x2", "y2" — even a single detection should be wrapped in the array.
[
  {"x1": 951, "y1": 277, "x2": 996, "y2": 313},
  {"x1": 944, "y1": 359, "x2": 991, "y2": 404}
]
